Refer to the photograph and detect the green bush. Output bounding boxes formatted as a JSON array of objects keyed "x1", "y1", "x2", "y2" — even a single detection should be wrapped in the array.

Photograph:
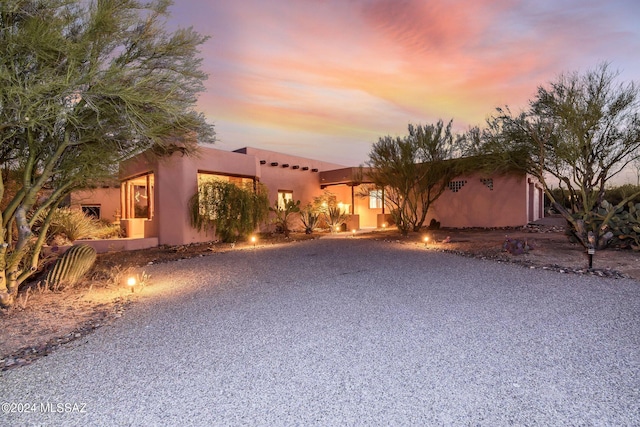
[
  {"x1": 47, "y1": 208, "x2": 103, "y2": 243},
  {"x1": 189, "y1": 181, "x2": 269, "y2": 243},
  {"x1": 604, "y1": 184, "x2": 640, "y2": 206}
]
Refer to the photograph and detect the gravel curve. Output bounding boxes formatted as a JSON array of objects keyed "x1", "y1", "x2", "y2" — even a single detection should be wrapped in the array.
[{"x1": 1, "y1": 237, "x2": 639, "y2": 426}]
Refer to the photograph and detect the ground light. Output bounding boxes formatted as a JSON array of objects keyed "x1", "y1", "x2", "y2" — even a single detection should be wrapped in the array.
[
  {"x1": 423, "y1": 236, "x2": 429, "y2": 247},
  {"x1": 251, "y1": 235, "x2": 257, "y2": 248},
  {"x1": 127, "y1": 276, "x2": 137, "y2": 293},
  {"x1": 352, "y1": 229, "x2": 356, "y2": 237}
]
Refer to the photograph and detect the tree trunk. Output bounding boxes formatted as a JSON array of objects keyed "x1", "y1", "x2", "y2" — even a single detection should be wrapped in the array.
[{"x1": 0, "y1": 250, "x2": 15, "y2": 308}]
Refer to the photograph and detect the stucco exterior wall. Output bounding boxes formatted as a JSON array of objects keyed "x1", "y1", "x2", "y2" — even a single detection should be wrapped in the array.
[
  {"x1": 238, "y1": 148, "x2": 346, "y2": 232},
  {"x1": 427, "y1": 172, "x2": 541, "y2": 228},
  {"x1": 239, "y1": 147, "x2": 345, "y2": 204},
  {"x1": 69, "y1": 187, "x2": 121, "y2": 223},
  {"x1": 71, "y1": 146, "x2": 545, "y2": 248},
  {"x1": 118, "y1": 147, "x2": 259, "y2": 245}
]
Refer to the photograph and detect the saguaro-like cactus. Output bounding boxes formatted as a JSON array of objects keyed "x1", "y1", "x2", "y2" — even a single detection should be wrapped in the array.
[{"x1": 45, "y1": 244, "x2": 97, "y2": 288}]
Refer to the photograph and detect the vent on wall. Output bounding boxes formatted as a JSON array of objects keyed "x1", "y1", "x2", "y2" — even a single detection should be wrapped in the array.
[
  {"x1": 260, "y1": 160, "x2": 266, "y2": 165},
  {"x1": 282, "y1": 164, "x2": 290, "y2": 168},
  {"x1": 270, "y1": 162, "x2": 278, "y2": 167},
  {"x1": 292, "y1": 165, "x2": 300, "y2": 169},
  {"x1": 447, "y1": 180, "x2": 467, "y2": 193},
  {"x1": 311, "y1": 168, "x2": 319, "y2": 172},
  {"x1": 302, "y1": 166, "x2": 309, "y2": 171},
  {"x1": 480, "y1": 178, "x2": 494, "y2": 190}
]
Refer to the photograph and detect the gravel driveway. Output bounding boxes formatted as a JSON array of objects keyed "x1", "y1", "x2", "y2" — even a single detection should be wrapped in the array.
[{"x1": 1, "y1": 237, "x2": 639, "y2": 426}]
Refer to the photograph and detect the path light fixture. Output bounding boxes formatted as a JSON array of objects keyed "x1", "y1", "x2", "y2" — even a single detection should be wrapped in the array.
[
  {"x1": 423, "y1": 236, "x2": 429, "y2": 247},
  {"x1": 251, "y1": 235, "x2": 257, "y2": 248},
  {"x1": 382, "y1": 223, "x2": 387, "y2": 229},
  {"x1": 127, "y1": 276, "x2": 137, "y2": 293},
  {"x1": 352, "y1": 229, "x2": 356, "y2": 237}
]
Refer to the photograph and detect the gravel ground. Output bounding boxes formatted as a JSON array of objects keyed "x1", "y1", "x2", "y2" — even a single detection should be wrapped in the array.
[{"x1": 1, "y1": 237, "x2": 639, "y2": 426}]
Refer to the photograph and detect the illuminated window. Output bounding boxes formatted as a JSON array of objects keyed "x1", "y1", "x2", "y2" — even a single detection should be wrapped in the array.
[
  {"x1": 369, "y1": 190, "x2": 383, "y2": 209},
  {"x1": 277, "y1": 190, "x2": 293, "y2": 209},
  {"x1": 447, "y1": 180, "x2": 467, "y2": 193},
  {"x1": 122, "y1": 173, "x2": 154, "y2": 219},
  {"x1": 197, "y1": 172, "x2": 253, "y2": 187}
]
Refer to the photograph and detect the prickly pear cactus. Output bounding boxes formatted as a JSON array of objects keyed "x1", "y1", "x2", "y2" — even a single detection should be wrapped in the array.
[
  {"x1": 45, "y1": 244, "x2": 97, "y2": 288},
  {"x1": 612, "y1": 202, "x2": 640, "y2": 251}
]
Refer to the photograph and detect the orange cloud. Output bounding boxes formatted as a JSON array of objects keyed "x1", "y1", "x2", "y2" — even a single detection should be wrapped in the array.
[{"x1": 171, "y1": 0, "x2": 640, "y2": 164}]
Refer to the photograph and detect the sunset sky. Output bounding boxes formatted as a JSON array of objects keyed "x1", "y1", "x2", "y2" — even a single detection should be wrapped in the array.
[{"x1": 169, "y1": 0, "x2": 640, "y2": 179}]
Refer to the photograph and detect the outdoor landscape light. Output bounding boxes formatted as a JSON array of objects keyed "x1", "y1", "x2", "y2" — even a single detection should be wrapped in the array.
[
  {"x1": 382, "y1": 223, "x2": 387, "y2": 229},
  {"x1": 251, "y1": 235, "x2": 257, "y2": 248},
  {"x1": 127, "y1": 276, "x2": 137, "y2": 292},
  {"x1": 423, "y1": 236, "x2": 429, "y2": 247}
]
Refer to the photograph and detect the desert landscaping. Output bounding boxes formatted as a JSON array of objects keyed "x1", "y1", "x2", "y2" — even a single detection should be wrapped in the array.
[{"x1": 2, "y1": 218, "x2": 638, "y2": 372}]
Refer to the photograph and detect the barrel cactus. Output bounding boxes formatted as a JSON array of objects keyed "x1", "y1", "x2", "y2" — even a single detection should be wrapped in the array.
[{"x1": 45, "y1": 244, "x2": 97, "y2": 288}]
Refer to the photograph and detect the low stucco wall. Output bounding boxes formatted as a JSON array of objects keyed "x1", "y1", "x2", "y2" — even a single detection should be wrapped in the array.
[{"x1": 74, "y1": 237, "x2": 159, "y2": 253}]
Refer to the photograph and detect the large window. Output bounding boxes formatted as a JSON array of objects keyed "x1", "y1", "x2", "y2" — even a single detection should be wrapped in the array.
[
  {"x1": 277, "y1": 190, "x2": 293, "y2": 209},
  {"x1": 198, "y1": 172, "x2": 254, "y2": 188},
  {"x1": 369, "y1": 189, "x2": 383, "y2": 209},
  {"x1": 122, "y1": 173, "x2": 154, "y2": 219}
]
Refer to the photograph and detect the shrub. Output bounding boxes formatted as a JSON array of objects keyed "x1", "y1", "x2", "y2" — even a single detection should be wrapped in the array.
[
  {"x1": 299, "y1": 204, "x2": 320, "y2": 234},
  {"x1": 46, "y1": 208, "x2": 103, "y2": 243},
  {"x1": 189, "y1": 181, "x2": 269, "y2": 243},
  {"x1": 270, "y1": 199, "x2": 301, "y2": 237},
  {"x1": 326, "y1": 206, "x2": 348, "y2": 232}
]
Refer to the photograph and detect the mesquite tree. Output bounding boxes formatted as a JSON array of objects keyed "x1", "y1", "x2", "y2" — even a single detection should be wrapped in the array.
[
  {"x1": 0, "y1": 0, "x2": 214, "y2": 307},
  {"x1": 474, "y1": 64, "x2": 640, "y2": 249},
  {"x1": 367, "y1": 120, "x2": 463, "y2": 235}
]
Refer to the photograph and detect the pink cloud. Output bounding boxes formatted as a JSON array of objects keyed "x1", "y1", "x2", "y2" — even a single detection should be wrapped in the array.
[{"x1": 169, "y1": 0, "x2": 640, "y2": 164}]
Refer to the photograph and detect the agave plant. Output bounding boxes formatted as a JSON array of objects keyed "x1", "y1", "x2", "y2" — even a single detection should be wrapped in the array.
[
  {"x1": 299, "y1": 205, "x2": 320, "y2": 234},
  {"x1": 269, "y1": 199, "x2": 301, "y2": 237},
  {"x1": 326, "y1": 205, "x2": 348, "y2": 233}
]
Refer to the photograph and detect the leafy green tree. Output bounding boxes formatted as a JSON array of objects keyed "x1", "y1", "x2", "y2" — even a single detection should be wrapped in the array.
[
  {"x1": 189, "y1": 181, "x2": 269, "y2": 243},
  {"x1": 366, "y1": 120, "x2": 463, "y2": 235},
  {"x1": 473, "y1": 64, "x2": 640, "y2": 249},
  {"x1": 0, "y1": 0, "x2": 214, "y2": 307}
]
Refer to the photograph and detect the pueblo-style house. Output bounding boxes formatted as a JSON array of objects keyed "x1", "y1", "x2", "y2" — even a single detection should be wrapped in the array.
[{"x1": 70, "y1": 146, "x2": 544, "y2": 252}]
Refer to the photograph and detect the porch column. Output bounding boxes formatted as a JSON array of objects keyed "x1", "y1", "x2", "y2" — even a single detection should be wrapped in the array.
[{"x1": 351, "y1": 185, "x2": 355, "y2": 215}]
